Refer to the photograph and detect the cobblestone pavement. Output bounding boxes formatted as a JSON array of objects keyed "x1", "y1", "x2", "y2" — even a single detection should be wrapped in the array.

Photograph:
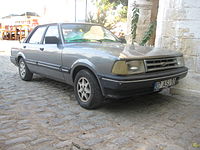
[{"x1": 0, "y1": 48, "x2": 200, "y2": 150}]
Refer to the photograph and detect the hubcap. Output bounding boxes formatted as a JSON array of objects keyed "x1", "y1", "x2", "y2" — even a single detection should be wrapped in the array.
[
  {"x1": 77, "y1": 77, "x2": 91, "y2": 102},
  {"x1": 19, "y1": 61, "x2": 26, "y2": 78}
]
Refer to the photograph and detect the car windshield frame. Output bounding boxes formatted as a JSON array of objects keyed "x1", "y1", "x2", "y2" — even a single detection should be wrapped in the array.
[{"x1": 61, "y1": 23, "x2": 120, "y2": 44}]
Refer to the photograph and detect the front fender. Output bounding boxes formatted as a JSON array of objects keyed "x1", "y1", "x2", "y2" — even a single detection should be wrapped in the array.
[
  {"x1": 70, "y1": 59, "x2": 97, "y2": 76},
  {"x1": 10, "y1": 47, "x2": 25, "y2": 65},
  {"x1": 70, "y1": 59, "x2": 105, "y2": 96},
  {"x1": 17, "y1": 52, "x2": 26, "y2": 61}
]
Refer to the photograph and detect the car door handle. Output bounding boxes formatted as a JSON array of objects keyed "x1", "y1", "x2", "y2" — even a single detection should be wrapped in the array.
[{"x1": 40, "y1": 48, "x2": 44, "y2": 51}]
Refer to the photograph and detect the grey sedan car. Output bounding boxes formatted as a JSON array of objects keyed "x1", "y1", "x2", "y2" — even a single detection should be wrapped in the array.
[{"x1": 10, "y1": 23, "x2": 188, "y2": 109}]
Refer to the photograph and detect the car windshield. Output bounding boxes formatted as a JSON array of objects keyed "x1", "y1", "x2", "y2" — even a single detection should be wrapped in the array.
[{"x1": 61, "y1": 24, "x2": 119, "y2": 43}]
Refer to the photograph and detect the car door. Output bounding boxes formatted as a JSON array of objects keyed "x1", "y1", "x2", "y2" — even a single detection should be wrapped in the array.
[
  {"x1": 37, "y1": 24, "x2": 64, "y2": 81},
  {"x1": 22, "y1": 25, "x2": 47, "y2": 73}
]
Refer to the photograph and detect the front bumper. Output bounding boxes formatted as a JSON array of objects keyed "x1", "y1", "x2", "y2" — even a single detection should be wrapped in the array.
[{"x1": 99, "y1": 67, "x2": 188, "y2": 99}]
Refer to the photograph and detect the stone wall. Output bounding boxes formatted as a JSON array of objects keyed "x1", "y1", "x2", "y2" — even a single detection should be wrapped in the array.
[
  {"x1": 127, "y1": 0, "x2": 153, "y2": 44},
  {"x1": 155, "y1": 0, "x2": 200, "y2": 96}
]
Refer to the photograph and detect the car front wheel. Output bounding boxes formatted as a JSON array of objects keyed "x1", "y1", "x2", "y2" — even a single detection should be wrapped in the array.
[
  {"x1": 74, "y1": 69, "x2": 103, "y2": 109},
  {"x1": 18, "y1": 58, "x2": 33, "y2": 81}
]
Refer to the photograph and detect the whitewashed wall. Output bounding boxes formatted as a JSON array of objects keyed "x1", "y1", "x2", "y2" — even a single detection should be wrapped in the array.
[{"x1": 127, "y1": 0, "x2": 200, "y2": 96}]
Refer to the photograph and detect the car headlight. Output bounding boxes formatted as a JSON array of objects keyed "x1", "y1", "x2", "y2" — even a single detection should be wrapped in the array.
[
  {"x1": 112, "y1": 60, "x2": 145, "y2": 75},
  {"x1": 176, "y1": 57, "x2": 185, "y2": 67}
]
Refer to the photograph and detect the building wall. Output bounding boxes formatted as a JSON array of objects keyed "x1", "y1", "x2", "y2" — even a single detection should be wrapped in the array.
[
  {"x1": 127, "y1": 0, "x2": 200, "y2": 96},
  {"x1": 43, "y1": 0, "x2": 91, "y2": 23},
  {"x1": 155, "y1": 0, "x2": 200, "y2": 96},
  {"x1": 42, "y1": 0, "x2": 74, "y2": 23}
]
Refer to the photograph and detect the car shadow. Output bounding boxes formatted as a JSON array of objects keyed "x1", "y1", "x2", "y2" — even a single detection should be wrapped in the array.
[
  {"x1": 102, "y1": 93, "x2": 173, "y2": 110},
  {"x1": 31, "y1": 75, "x2": 177, "y2": 113}
]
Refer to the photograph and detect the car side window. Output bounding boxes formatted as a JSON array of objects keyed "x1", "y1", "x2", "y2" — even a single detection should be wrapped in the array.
[
  {"x1": 28, "y1": 26, "x2": 46, "y2": 44},
  {"x1": 44, "y1": 25, "x2": 59, "y2": 44}
]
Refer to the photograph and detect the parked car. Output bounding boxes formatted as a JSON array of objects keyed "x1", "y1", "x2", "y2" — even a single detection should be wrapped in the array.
[{"x1": 10, "y1": 23, "x2": 188, "y2": 109}]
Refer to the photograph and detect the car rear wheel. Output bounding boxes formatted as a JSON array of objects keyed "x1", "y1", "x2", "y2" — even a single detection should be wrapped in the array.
[
  {"x1": 19, "y1": 58, "x2": 33, "y2": 81},
  {"x1": 74, "y1": 69, "x2": 103, "y2": 109}
]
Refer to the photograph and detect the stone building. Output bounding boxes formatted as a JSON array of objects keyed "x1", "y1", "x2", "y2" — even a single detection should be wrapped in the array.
[{"x1": 127, "y1": 0, "x2": 200, "y2": 96}]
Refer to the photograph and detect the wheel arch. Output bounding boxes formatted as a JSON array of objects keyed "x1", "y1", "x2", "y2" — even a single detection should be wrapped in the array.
[
  {"x1": 71, "y1": 61, "x2": 105, "y2": 96},
  {"x1": 16, "y1": 52, "x2": 26, "y2": 65}
]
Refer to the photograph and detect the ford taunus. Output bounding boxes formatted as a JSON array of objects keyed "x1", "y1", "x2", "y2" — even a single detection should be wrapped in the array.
[{"x1": 10, "y1": 23, "x2": 188, "y2": 109}]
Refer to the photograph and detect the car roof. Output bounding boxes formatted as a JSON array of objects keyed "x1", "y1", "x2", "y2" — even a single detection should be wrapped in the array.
[{"x1": 38, "y1": 22, "x2": 101, "y2": 27}]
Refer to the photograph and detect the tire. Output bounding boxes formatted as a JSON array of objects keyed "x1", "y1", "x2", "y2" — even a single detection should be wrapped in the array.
[
  {"x1": 74, "y1": 69, "x2": 104, "y2": 109},
  {"x1": 18, "y1": 58, "x2": 33, "y2": 81}
]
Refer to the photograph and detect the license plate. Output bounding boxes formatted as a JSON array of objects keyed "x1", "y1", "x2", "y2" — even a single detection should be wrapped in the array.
[{"x1": 154, "y1": 78, "x2": 176, "y2": 91}]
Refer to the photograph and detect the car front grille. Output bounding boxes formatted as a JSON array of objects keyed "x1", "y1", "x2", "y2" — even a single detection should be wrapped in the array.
[{"x1": 144, "y1": 57, "x2": 178, "y2": 72}]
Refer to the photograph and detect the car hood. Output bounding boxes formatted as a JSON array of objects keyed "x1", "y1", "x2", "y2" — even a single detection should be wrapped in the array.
[{"x1": 64, "y1": 42, "x2": 182, "y2": 59}]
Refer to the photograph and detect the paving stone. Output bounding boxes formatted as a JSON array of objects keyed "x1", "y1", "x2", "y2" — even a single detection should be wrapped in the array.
[
  {"x1": 30, "y1": 137, "x2": 52, "y2": 145},
  {"x1": 35, "y1": 107, "x2": 46, "y2": 112},
  {"x1": 53, "y1": 140, "x2": 71, "y2": 148},
  {"x1": 0, "y1": 136, "x2": 6, "y2": 140},
  {"x1": 17, "y1": 124, "x2": 31, "y2": 130},
  {"x1": 19, "y1": 111, "x2": 31, "y2": 117},
  {"x1": 17, "y1": 120, "x2": 30, "y2": 124},
  {"x1": 5, "y1": 136, "x2": 32, "y2": 145},
  {"x1": 37, "y1": 146, "x2": 54, "y2": 150},
  {"x1": 0, "y1": 105, "x2": 10, "y2": 110},
  {"x1": 84, "y1": 138, "x2": 104, "y2": 146},
  {"x1": 37, "y1": 112, "x2": 55, "y2": 118},
  {"x1": 59, "y1": 129, "x2": 79, "y2": 134},
  {"x1": 78, "y1": 133, "x2": 96, "y2": 139},
  {"x1": 7, "y1": 144, "x2": 26, "y2": 150},
  {"x1": 0, "y1": 128, "x2": 14, "y2": 134},
  {"x1": 50, "y1": 118, "x2": 64, "y2": 126},
  {"x1": 165, "y1": 144, "x2": 185, "y2": 150},
  {"x1": 111, "y1": 137, "x2": 130, "y2": 145},
  {"x1": 80, "y1": 124, "x2": 95, "y2": 131},
  {"x1": 96, "y1": 127, "x2": 115, "y2": 134},
  {"x1": 36, "y1": 120, "x2": 50, "y2": 128},
  {"x1": 0, "y1": 115, "x2": 10, "y2": 120}
]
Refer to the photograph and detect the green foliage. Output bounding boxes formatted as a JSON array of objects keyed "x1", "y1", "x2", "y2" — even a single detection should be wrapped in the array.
[
  {"x1": 139, "y1": 21, "x2": 157, "y2": 46},
  {"x1": 130, "y1": 3, "x2": 157, "y2": 46},
  {"x1": 131, "y1": 3, "x2": 139, "y2": 43},
  {"x1": 95, "y1": 0, "x2": 114, "y2": 26},
  {"x1": 88, "y1": 0, "x2": 128, "y2": 30},
  {"x1": 108, "y1": 0, "x2": 128, "y2": 6},
  {"x1": 119, "y1": 6, "x2": 128, "y2": 18}
]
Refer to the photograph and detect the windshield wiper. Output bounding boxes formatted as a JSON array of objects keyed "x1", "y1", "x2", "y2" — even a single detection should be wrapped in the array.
[
  {"x1": 97, "y1": 39, "x2": 117, "y2": 43},
  {"x1": 67, "y1": 39, "x2": 102, "y2": 43}
]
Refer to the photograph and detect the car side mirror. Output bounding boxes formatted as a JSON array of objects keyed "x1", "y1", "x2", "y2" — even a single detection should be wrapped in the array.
[
  {"x1": 45, "y1": 36, "x2": 59, "y2": 44},
  {"x1": 119, "y1": 38, "x2": 126, "y2": 43}
]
